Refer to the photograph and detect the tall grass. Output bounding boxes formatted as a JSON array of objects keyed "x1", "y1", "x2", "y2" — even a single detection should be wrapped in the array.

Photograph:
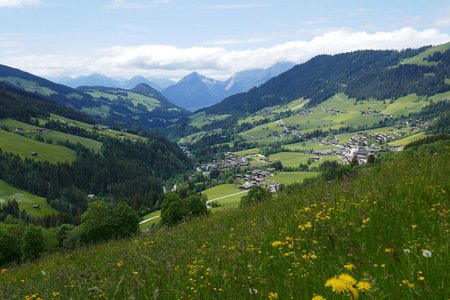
[{"x1": 0, "y1": 143, "x2": 449, "y2": 299}]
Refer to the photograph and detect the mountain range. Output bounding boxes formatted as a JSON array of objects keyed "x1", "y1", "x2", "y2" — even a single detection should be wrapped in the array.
[
  {"x1": 53, "y1": 74, "x2": 175, "y2": 92},
  {"x1": 162, "y1": 62, "x2": 295, "y2": 111},
  {"x1": 0, "y1": 64, "x2": 187, "y2": 129}
]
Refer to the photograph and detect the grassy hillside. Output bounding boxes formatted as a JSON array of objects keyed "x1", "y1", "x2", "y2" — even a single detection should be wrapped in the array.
[
  {"x1": 0, "y1": 180, "x2": 58, "y2": 217},
  {"x1": 0, "y1": 130, "x2": 76, "y2": 163},
  {"x1": 0, "y1": 119, "x2": 103, "y2": 153},
  {"x1": 0, "y1": 141, "x2": 448, "y2": 299},
  {"x1": 401, "y1": 42, "x2": 450, "y2": 66}
]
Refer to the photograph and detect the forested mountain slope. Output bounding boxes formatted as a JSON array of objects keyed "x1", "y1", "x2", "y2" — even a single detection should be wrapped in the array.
[{"x1": 203, "y1": 44, "x2": 450, "y2": 115}]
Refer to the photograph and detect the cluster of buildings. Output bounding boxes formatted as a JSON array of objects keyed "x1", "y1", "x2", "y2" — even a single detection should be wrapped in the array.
[
  {"x1": 361, "y1": 110, "x2": 394, "y2": 119},
  {"x1": 235, "y1": 169, "x2": 280, "y2": 192}
]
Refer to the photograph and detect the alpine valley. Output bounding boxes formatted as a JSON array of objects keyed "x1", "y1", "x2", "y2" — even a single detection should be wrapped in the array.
[{"x1": 0, "y1": 39, "x2": 449, "y2": 300}]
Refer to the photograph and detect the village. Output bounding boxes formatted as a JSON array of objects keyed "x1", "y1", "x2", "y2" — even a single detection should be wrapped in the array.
[{"x1": 191, "y1": 118, "x2": 428, "y2": 195}]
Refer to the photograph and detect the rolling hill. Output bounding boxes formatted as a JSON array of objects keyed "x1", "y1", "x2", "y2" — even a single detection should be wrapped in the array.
[{"x1": 0, "y1": 65, "x2": 187, "y2": 129}]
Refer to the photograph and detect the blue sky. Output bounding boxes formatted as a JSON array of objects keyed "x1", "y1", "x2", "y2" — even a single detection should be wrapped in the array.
[{"x1": 1, "y1": 0, "x2": 450, "y2": 80}]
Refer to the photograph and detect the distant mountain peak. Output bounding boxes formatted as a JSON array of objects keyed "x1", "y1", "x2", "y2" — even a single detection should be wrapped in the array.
[{"x1": 162, "y1": 62, "x2": 294, "y2": 111}]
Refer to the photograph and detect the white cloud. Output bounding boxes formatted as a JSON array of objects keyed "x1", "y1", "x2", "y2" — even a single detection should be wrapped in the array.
[
  {"x1": 0, "y1": 0, "x2": 40, "y2": 7},
  {"x1": 2, "y1": 27, "x2": 449, "y2": 80}
]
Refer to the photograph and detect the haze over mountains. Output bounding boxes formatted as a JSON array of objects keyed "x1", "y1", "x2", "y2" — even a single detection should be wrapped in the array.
[
  {"x1": 52, "y1": 62, "x2": 296, "y2": 112},
  {"x1": 53, "y1": 74, "x2": 175, "y2": 92},
  {"x1": 162, "y1": 62, "x2": 295, "y2": 111}
]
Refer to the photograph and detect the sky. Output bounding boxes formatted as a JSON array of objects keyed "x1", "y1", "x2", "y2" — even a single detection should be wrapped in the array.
[{"x1": 1, "y1": 0, "x2": 450, "y2": 81}]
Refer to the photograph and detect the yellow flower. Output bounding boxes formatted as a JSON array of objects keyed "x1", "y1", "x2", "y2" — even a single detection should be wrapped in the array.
[
  {"x1": 348, "y1": 286, "x2": 359, "y2": 299},
  {"x1": 384, "y1": 248, "x2": 394, "y2": 254},
  {"x1": 417, "y1": 271, "x2": 425, "y2": 281},
  {"x1": 311, "y1": 295, "x2": 326, "y2": 300},
  {"x1": 357, "y1": 280, "x2": 372, "y2": 291},
  {"x1": 362, "y1": 217, "x2": 370, "y2": 225},
  {"x1": 272, "y1": 241, "x2": 283, "y2": 247},
  {"x1": 338, "y1": 273, "x2": 357, "y2": 286},
  {"x1": 0, "y1": 268, "x2": 7, "y2": 273},
  {"x1": 325, "y1": 277, "x2": 348, "y2": 294},
  {"x1": 52, "y1": 291, "x2": 60, "y2": 297},
  {"x1": 116, "y1": 260, "x2": 124, "y2": 268},
  {"x1": 411, "y1": 224, "x2": 418, "y2": 229},
  {"x1": 268, "y1": 291, "x2": 279, "y2": 299},
  {"x1": 132, "y1": 271, "x2": 139, "y2": 275},
  {"x1": 299, "y1": 221, "x2": 313, "y2": 231},
  {"x1": 344, "y1": 263, "x2": 355, "y2": 271},
  {"x1": 325, "y1": 273, "x2": 360, "y2": 297}
]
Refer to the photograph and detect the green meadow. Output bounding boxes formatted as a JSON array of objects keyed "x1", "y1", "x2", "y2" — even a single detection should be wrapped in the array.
[
  {"x1": 265, "y1": 171, "x2": 319, "y2": 185},
  {"x1": 0, "y1": 130, "x2": 76, "y2": 163},
  {"x1": 1, "y1": 141, "x2": 448, "y2": 299},
  {"x1": 269, "y1": 152, "x2": 311, "y2": 168},
  {"x1": 0, "y1": 77, "x2": 56, "y2": 96},
  {"x1": 0, "y1": 119, "x2": 103, "y2": 153},
  {"x1": 0, "y1": 180, "x2": 58, "y2": 217}
]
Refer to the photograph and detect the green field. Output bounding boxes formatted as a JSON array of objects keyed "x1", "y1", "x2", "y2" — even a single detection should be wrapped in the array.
[
  {"x1": 85, "y1": 89, "x2": 161, "y2": 112},
  {"x1": 44, "y1": 114, "x2": 146, "y2": 142},
  {"x1": 0, "y1": 130, "x2": 76, "y2": 163},
  {"x1": 189, "y1": 112, "x2": 231, "y2": 128},
  {"x1": 266, "y1": 171, "x2": 319, "y2": 185},
  {"x1": 0, "y1": 180, "x2": 58, "y2": 217},
  {"x1": 283, "y1": 140, "x2": 335, "y2": 152},
  {"x1": 139, "y1": 211, "x2": 162, "y2": 230},
  {"x1": 201, "y1": 184, "x2": 248, "y2": 209},
  {"x1": 381, "y1": 94, "x2": 432, "y2": 115},
  {"x1": 269, "y1": 152, "x2": 311, "y2": 168},
  {"x1": 389, "y1": 132, "x2": 427, "y2": 146},
  {"x1": 238, "y1": 92, "x2": 446, "y2": 146},
  {"x1": 0, "y1": 76, "x2": 57, "y2": 96},
  {"x1": 0, "y1": 119, "x2": 103, "y2": 153}
]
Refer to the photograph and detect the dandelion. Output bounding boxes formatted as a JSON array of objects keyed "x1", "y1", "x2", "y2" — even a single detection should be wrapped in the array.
[
  {"x1": 344, "y1": 263, "x2": 355, "y2": 271},
  {"x1": 311, "y1": 295, "x2": 326, "y2": 300},
  {"x1": 422, "y1": 249, "x2": 432, "y2": 258},
  {"x1": 268, "y1": 291, "x2": 279, "y2": 299},
  {"x1": 384, "y1": 248, "x2": 394, "y2": 254},
  {"x1": 299, "y1": 221, "x2": 313, "y2": 231},
  {"x1": 400, "y1": 279, "x2": 415, "y2": 289},
  {"x1": 357, "y1": 281, "x2": 372, "y2": 292},
  {"x1": 325, "y1": 276, "x2": 348, "y2": 294},
  {"x1": 417, "y1": 271, "x2": 425, "y2": 281},
  {"x1": 271, "y1": 241, "x2": 283, "y2": 247}
]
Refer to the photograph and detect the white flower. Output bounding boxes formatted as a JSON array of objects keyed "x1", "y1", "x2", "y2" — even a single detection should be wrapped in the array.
[
  {"x1": 249, "y1": 288, "x2": 258, "y2": 295},
  {"x1": 41, "y1": 270, "x2": 47, "y2": 275},
  {"x1": 422, "y1": 249, "x2": 432, "y2": 258},
  {"x1": 403, "y1": 248, "x2": 411, "y2": 254}
]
